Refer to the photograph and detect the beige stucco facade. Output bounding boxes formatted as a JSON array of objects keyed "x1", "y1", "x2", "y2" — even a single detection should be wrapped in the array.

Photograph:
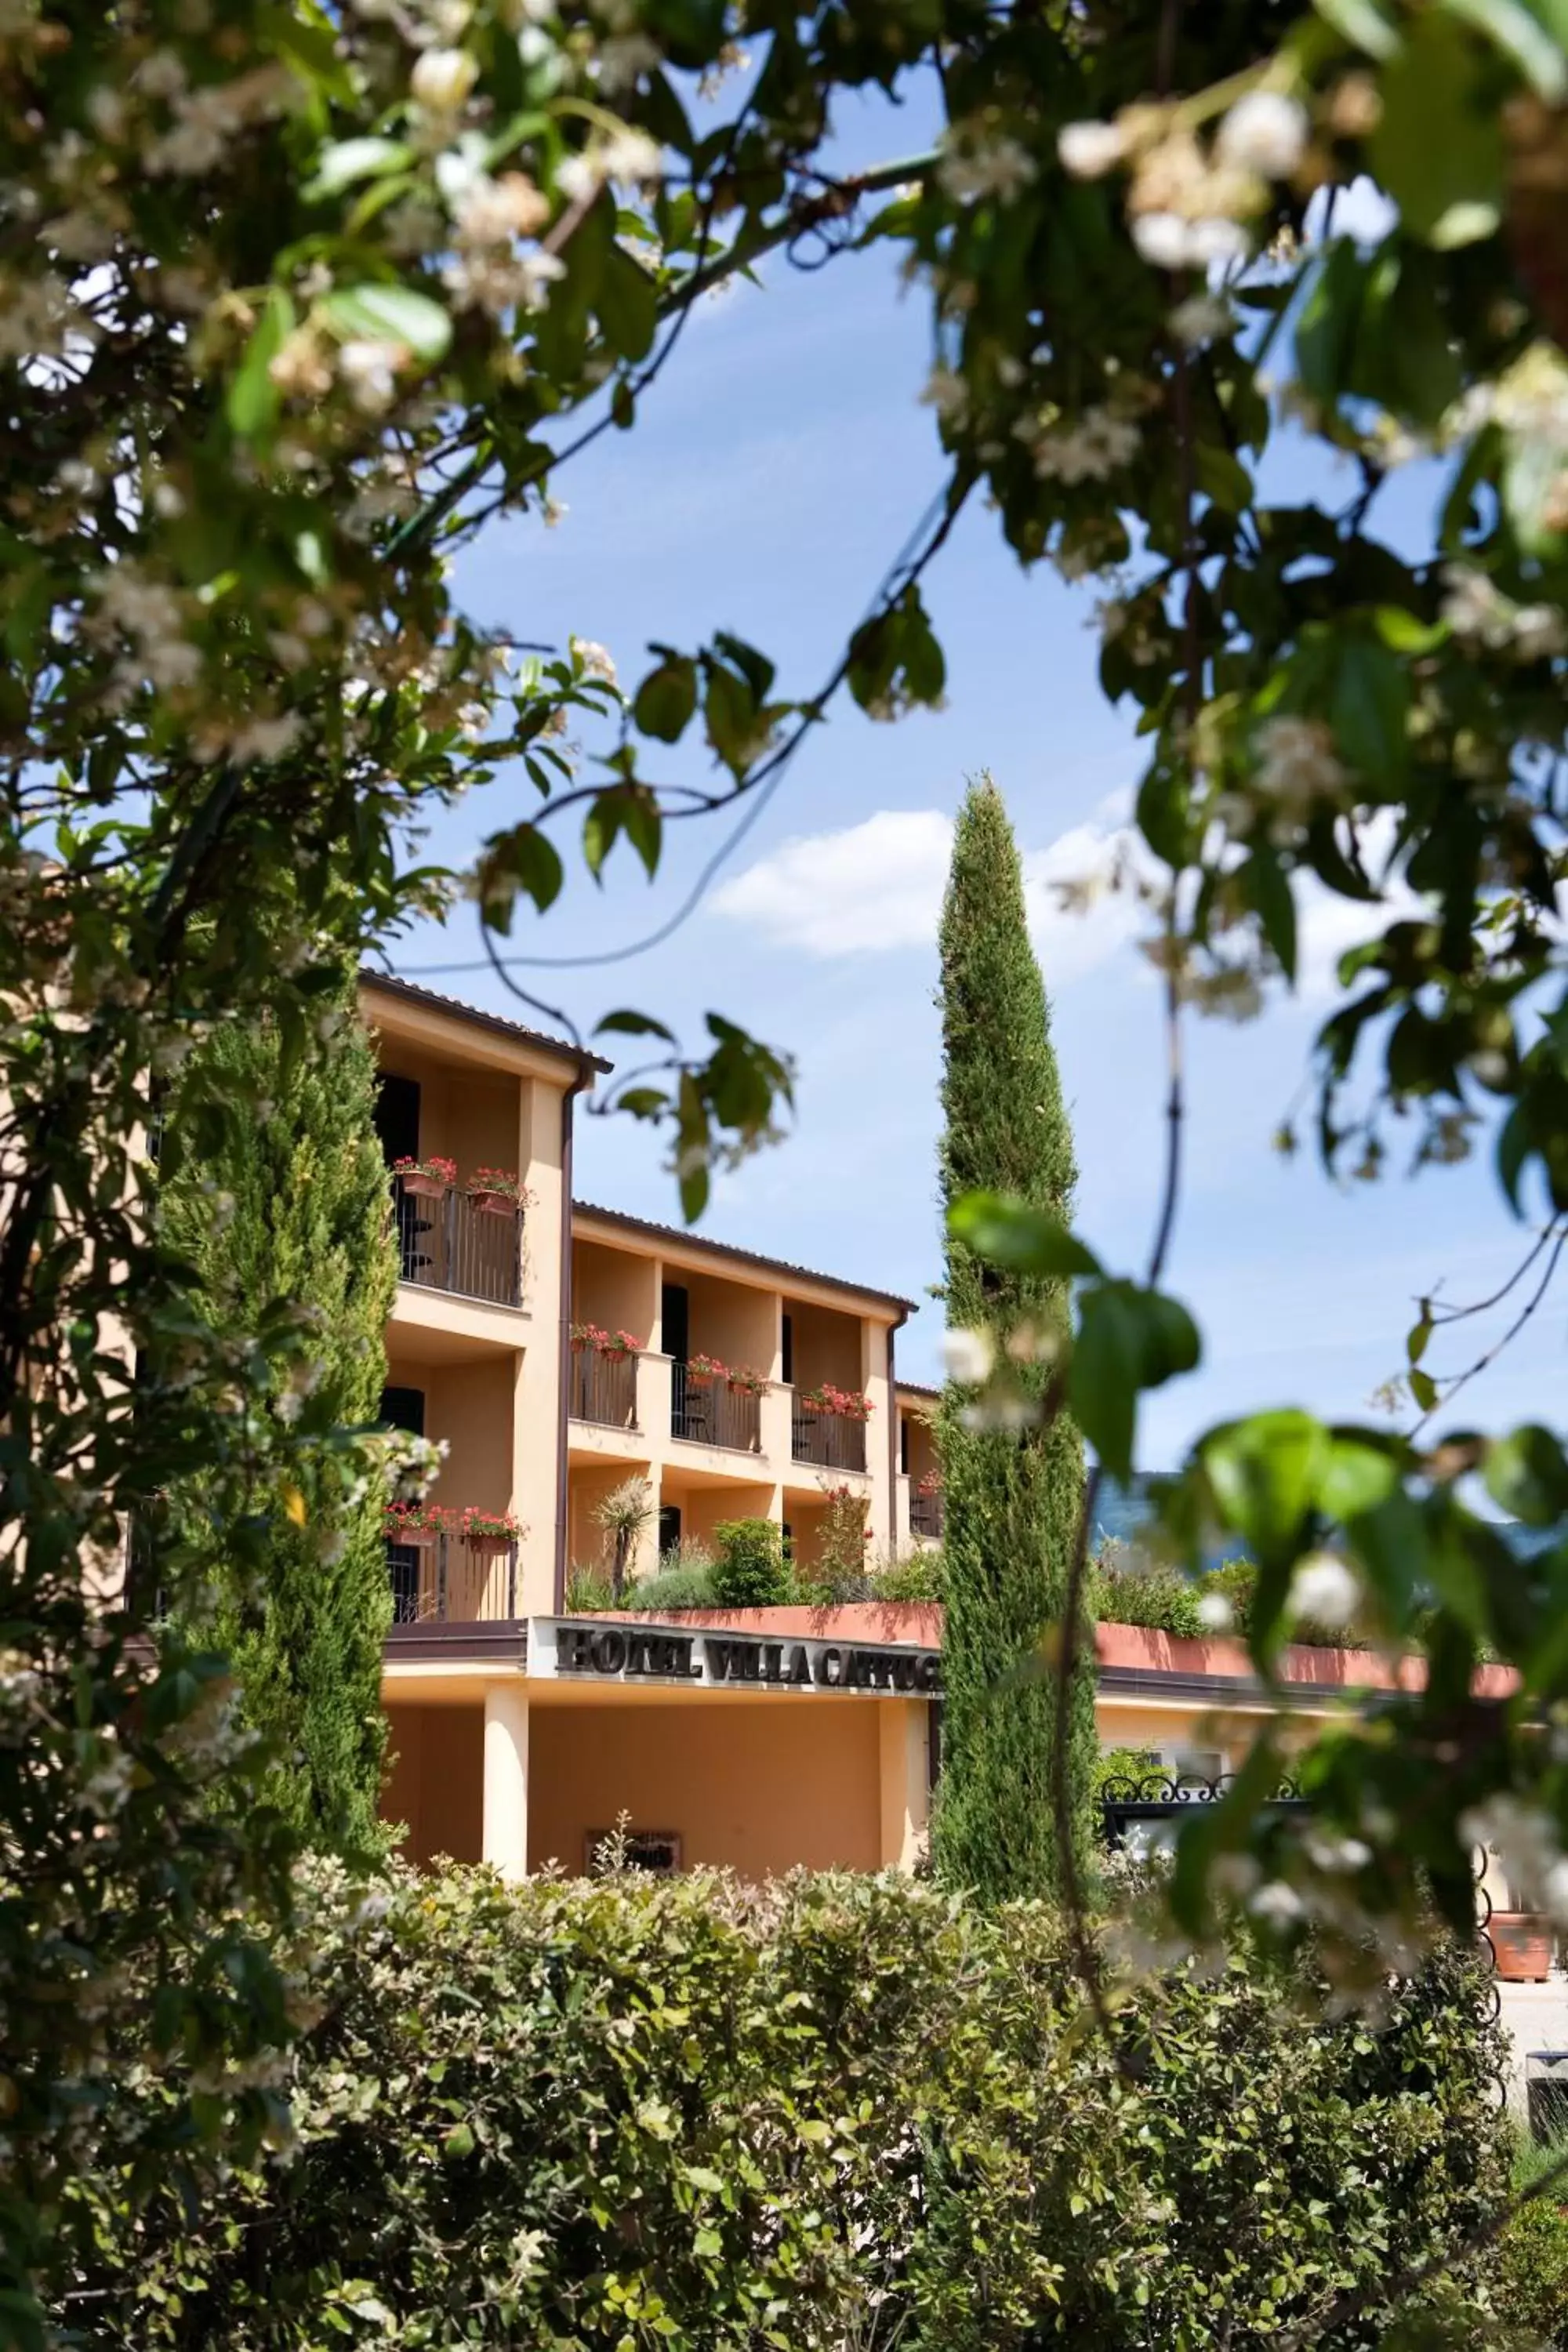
[{"x1": 358, "y1": 978, "x2": 1442, "y2": 1895}]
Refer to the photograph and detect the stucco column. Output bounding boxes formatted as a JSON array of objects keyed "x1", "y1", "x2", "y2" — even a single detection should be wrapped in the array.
[
  {"x1": 482, "y1": 1681, "x2": 530, "y2": 1878},
  {"x1": 877, "y1": 1699, "x2": 931, "y2": 1871}
]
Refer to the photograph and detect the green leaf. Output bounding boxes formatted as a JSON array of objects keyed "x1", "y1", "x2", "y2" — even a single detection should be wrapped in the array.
[
  {"x1": 226, "y1": 287, "x2": 295, "y2": 443},
  {"x1": 1406, "y1": 1307, "x2": 1434, "y2": 1367},
  {"x1": 1312, "y1": 0, "x2": 1401, "y2": 56},
  {"x1": 321, "y1": 284, "x2": 452, "y2": 364},
  {"x1": 596, "y1": 1009, "x2": 676, "y2": 1040},
  {"x1": 1367, "y1": 11, "x2": 1506, "y2": 247},
  {"x1": 1374, "y1": 605, "x2": 1448, "y2": 654},
  {"x1": 1071, "y1": 1282, "x2": 1200, "y2": 1481},
  {"x1": 1330, "y1": 635, "x2": 1410, "y2": 788},
  {"x1": 1295, "y1": 241, "x2": 1366, "y2": 411},
  {"x1": 1202, "y1": 1410, "x2": 1328, "y2": 1572},
  {"x1": 1485, "y1": 1424, "x2": 1568, "y2": 1523},
  {"x1": 1408, "y1": 1367, "x2": 1439, "y2": 1412},
  {"x1": 304, "y1": 136, "x2": 415, "y2": 201},
  {"x1": 478, "y1": 823, "x2": 564, "y2": 924},
  {"x1": 1440, "y1": 0, "x2": 1568, "y2": 98},
  {"x1": 1243, "y1": 847, "x2": 1298, "y2": 982},
  {"x1": 1319, "y1": 1434, "x2": 1401, "y2": 1519},
  {"x1": 1196, "y1": 445, "x2": 1253, "y2": 515},
  {"x1": 948, "y1": 1190, "x2": 1103, "y2": 1279},
  {"x1": 441, "y1": 2122, "x2": 475, "y2": 2161},
  {"x1": 634, "y1": 656, "x2": 698, "y2": 743}
]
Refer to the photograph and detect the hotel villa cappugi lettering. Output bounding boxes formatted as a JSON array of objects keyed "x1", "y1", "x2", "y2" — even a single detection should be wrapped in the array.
[{"x1": 534, "y1": 1618, "x2": 944, "y2": 1695}]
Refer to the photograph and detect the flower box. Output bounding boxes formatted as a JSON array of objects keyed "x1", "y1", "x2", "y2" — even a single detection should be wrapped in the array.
[
  {"x1": 456, "y1": 1506, "x2": 522, "y2": 1558},
  {"x1": 799, "y1": 1383, "x2": 873, "y2": 1422},
  {"x1": 466, "y1": 1167, "x2": 524, "y2": 1216},
  {"x1": 391, "y1": 1153, "x2": 457, "y2": 1199},
  {"x1": 1493, "y1": 1912, "x2": 1554, "y2": 1981}
]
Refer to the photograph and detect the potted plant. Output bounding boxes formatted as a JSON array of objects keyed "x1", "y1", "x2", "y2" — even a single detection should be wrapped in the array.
[
  {"x1": 390, "y1": 1152, "x2": 457, "y2": 1200},
  {"x1": 601, "y1": 1328, "x2": 641, "y2": 1359},
  {"x1": 571, "y1": 1320, "x2": 607, "y2": 1352},
  {"x1": 724, "y1": 1363, "x2": 768, "y2": 1395},
  {"x1": 688, "y1": 1351, "x2": 728, "y2": 1384},
  {"x1": 457, "y1": 1504, "x2": 522, "y2": 1559},
  {"x1": 383, "y1": 1500, "x2": 449, "y2": 1548},
  {"x1": 1493, "y1": 1911, "x2": 1555, "y2": 1981},
  {"x1": 799, "y1": 1381, "x2": 873, "y2": 1421},
  {"x1": 466, "y1": 1166, "x2": 525, "y2": 1216}
]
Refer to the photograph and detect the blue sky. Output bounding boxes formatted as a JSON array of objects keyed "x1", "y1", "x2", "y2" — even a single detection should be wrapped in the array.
[{"x1": 386, "y1": 101, "x2": 1562, "y2": 1468}]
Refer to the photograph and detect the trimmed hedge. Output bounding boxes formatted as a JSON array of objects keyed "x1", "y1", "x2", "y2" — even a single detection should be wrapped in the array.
[{"x1": 73, "y1": 1867, "x2": 1508, "y2": 2349}]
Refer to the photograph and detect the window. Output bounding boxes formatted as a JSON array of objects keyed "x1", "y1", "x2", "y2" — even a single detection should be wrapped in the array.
[
  {"x1": 899, "y1": 1414, "x2": 909, "y2": 1475},
  {"x1": 379, "y1": 1385, "x2": 426, "y2": 1436},
  {"x1": 781, "y1": 1312, "x2": 793, "y2": 1384},
  {"x1": 657, "y1": 1503, "x2": 682, "y2": 1556},
  {"x1": 585, "y1": 1829, "x2": 681, "y2": 1875},
  {"x1": 662, "y1": 1282, "x2": 689, "y2": 1364}
]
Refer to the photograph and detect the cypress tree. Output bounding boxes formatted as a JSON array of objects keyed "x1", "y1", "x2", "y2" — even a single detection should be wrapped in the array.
[
  {"x1": 160, "y1": 976, "x2": 397, "y2": 1864},
  {"x1": 930, "y1": 774, "x2": 1095, "y2": 1904}
]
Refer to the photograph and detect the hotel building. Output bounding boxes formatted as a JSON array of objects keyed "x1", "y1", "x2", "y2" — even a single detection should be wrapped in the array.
[{"x1": 354, "y1": 974, "x2": 1450, "y2": 1893}]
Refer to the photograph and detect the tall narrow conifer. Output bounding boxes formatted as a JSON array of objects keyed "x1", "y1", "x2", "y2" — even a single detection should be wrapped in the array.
[
  {"x1": 931, "y1": 775, "x2": 1095, "y2": 1902},
  {"x1": 160, "y1": 978, "x2": 397, "y2": 1862}
]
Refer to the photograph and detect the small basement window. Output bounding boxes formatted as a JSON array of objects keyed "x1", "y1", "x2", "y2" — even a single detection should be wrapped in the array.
[{"x1": 585, "y1": 1828, "x2": 682, "y2": 1875}]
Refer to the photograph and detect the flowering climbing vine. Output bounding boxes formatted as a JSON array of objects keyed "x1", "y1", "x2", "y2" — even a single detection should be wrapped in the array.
[{"x1": 8, "y1": 0, "x2": 1568, "y2": 2336}]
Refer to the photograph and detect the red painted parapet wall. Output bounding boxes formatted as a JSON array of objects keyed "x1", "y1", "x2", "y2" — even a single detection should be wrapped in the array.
[{"x1": 601, "y1": 1603, "x2": 1519, "y2": 1697}]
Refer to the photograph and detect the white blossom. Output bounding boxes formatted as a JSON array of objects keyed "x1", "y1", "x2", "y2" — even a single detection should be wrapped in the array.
[
  {"x1": 1058, "y1": 119, "x2": 1126, "y2": 180},
  {"x1": 920, "y1": 364, "x2": 968, "y2": 425},
  {"x1": 597, "y1": 33, "x2": 659, "y2": 93},
  {"x1": 411, "y1": 46, "x2": 479, "y2": 112},
  {"x1": 938, "y1": 133, "x2": 1037, "y2": 207},
  {"x1": 1028, "y1": 404, "x2": 1141, "y2": 485},
  {"x1": 569, "y1": 634, "x2": 617, "y2": 686},
  {"x1": 1254, "y1": 715, "x2": 1347, "y2": 815},
  {"x1": 453, "y1": 171, "x2": 550, "y2": 245},
  {"x1": 1216, "y1": 91, "x2": 1309, "y2": 181},
  {"x1": 1247, "y1": 1878, "x2": 1306, "y2": 1928},
  {"x1": 1168, "y1": 292, "x2": 1233, "y2": 347},
  {"x1": 230, "y1": 712, "x2": 302, "y2": 765},
  {"x1": 1196, "y1": 1592, "x2": 1233, "y2": 1632},
  {"x1": 942, "y1": 1325, "x2": 994, "y2": 1385},
  {"x1": 337, "y1": 338, "x2": 406, "y2": 412},
  {"x1": 1286, "y1": 1549, "x2": 1360, "y2": 1631},
  {"x1": 1441, "y1": 562, "x2": 1566, "y2": 660}
]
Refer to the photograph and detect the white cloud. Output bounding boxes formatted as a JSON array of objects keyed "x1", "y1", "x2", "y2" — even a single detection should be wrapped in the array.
[
  {"x1": 710, "y1": 803, "x2": 1151, "y2": 983},
  {"x1": 710, "y1": 808, "x2": 952, "y2": 955},
  {"x1": 710, "y1": 800, "x2": 1430, "y2": 1003}
]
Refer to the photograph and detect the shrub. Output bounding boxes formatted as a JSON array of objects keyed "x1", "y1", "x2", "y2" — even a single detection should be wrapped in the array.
[
  {"x1": 873, "y1": 1548, "x2": 945, "y2": 1603},
  {"x1": 73, "y1": 1868, "x2": 1508, "y2": 2350},
  {"x1": 710, "y1": 1517, "x2": 790, "y2": 1606},
  {"x1": 620, "y1": 1563, "x2": 718, "y2": 1613},
  {"x1": 1490, "y1": 2131, "x2": 1568, "y2": 2346},
  {"x1": 564, "y1": 1565, "x2": 614, "y2": 1611}
]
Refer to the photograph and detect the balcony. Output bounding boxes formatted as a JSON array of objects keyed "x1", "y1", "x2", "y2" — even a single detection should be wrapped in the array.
[
  {"x1": 385, "y1": 1528, "x2": 519, "y2": 1624},
  {"x1": 670, "y1": 1363, "x2": 760, "y2": 1453},
  {"x1": 909, "y1": 1487, "x2": 944, "y2": 1540},
  {"x1": 392, "y1": 1174, "x2": 523, "y2": 1309},
  {"x1": 792, "y1": 1403, "x2": 868, "y2": 1474},
  {"x1": 571, "y1": 1347, "x2": 638, "y2": 1430}
]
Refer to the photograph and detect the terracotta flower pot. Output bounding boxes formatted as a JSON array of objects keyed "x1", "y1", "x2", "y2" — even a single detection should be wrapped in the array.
[
  {"x1": 1493, "y1": 1912, "x2": 1554, "y2": 1981},
  {"x1": 400, "y1": 1171, "x2": 448, "y2": 1200},
  {"x1": 467, "y1": 1189, "x2": 517, "y2": 1216},
  {"x1": 463, "y1": 1531, "x2": 513, "y2": 1559}
]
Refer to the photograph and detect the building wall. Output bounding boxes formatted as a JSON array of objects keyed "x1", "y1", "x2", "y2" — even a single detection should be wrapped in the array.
[
  {"x1": 373, "y1": 1038, "x2": 522, "y2": 1175},
  {"x1": 528, "y1": 1697, "x2": 884, "y2": 1876},
  {"x1": 384, "y1": 1702, "x2": 485, "y2": 1864},
  {"x1": 572, "y1": 1237, "x2": 657, "y2": 1342},
  {"x1": 568, "y1": 1455, "x2": 656, "y2": 1581},
  {"x1": 684, "y1": 1268, "x2": 776, "y2": 1374},
  {"x1": 786, "y1": 1297, "x2": 862, "y2": 1392}
]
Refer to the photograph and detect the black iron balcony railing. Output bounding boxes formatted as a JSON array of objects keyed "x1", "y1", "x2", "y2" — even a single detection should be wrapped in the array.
[
  {"x1": 792, "y1": 1405, "x2": 867, "y2": 1473},
  {"x1": 385, "y1": 1531, "x2": 518, "y2": 1625},
  {"x1": 570, "y1": 1348, "x2": 638, "y2": 1428},
  {"x1": 391, "y1": 1175, "x2": 523, "y2": 1308},
  {"x1": 909, "y1": 1488, "x2": 944, "y2": 1539},
  {"x1": 670, "y1": 1363, "x2": 760, "y2": 1451}
]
